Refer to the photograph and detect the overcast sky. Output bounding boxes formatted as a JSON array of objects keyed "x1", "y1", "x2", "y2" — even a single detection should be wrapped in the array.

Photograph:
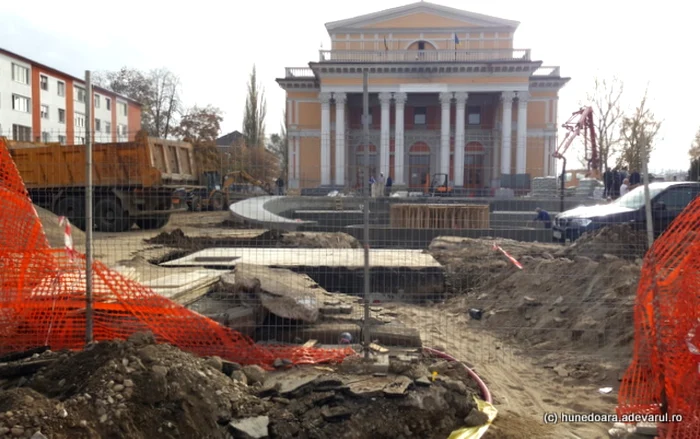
[{"x1": 1, "y1": 0, "x2": 694, "y2": 172}]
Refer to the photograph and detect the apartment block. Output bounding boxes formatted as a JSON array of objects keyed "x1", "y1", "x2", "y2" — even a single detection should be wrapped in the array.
[{"x1": 0, "y1": 48, "x2": 141, "y2": 144}]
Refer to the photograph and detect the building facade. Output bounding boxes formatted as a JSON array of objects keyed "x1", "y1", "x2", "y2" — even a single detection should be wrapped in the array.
[
  {"x1": 277, "y1": 2, "x2": 570, "y2": 192},
  {"x1": 0, "y1": 48, "x2": 141, "y2": 144}
]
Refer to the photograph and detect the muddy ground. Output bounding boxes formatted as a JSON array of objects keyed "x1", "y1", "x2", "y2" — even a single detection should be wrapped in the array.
[{"x1": 33, "y1": 211, "x2": 646, "y2": 438}]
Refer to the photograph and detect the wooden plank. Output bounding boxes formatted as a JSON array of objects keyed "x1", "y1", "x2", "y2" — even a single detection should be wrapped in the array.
[{"x1": 389, "y1": 204, "x2": 490, "y2": 230}]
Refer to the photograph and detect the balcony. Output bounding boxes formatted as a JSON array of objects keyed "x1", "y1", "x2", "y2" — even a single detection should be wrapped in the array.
[
  {"x1": 532, "y1": 66, "x2": 561, "y2": 77},
  {"x1": 284, "y1": 67, "x2": 315, "y2": 78},
  {"x1": 318, "y1": 49, "x2": 531, "y2": 63}
]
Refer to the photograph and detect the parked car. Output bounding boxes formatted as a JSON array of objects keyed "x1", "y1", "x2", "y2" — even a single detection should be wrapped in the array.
[{"x1": 552, "y1": 181, "x2": 700, "y2": 242}]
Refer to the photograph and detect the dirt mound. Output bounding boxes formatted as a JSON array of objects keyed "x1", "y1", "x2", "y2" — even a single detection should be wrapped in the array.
[
  {"x1": 1, "y1": 335, "x2": 481, "y2": 439},
  {"x1": 429, "y1": 236, "x2": 640, "y2": 377},
  {"x1": 35, "y1": 205, "x2": 86, "y2": 250},
  {"x1": 280, "y1": 232, "x2": 361, "y2": 249},
  {"x1": 559, "y1": 224, "x2": 648, "y2": 260}
]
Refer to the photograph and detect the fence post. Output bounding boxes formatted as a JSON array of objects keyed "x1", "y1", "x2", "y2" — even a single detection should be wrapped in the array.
[
  {"x1": 84, "y1": 70, "x2": 94, "y2": 344},
  {"x1": 362, "y1": 70, "x2": 371, "y2": 358}
]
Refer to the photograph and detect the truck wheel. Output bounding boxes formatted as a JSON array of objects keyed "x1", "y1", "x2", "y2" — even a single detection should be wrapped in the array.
[
  {"x1": 55, "y1": 196, "x2": 86, "y2": 231},
  {"x1": 190, "y1": 196, "x2": 202, "y2": 212},
  {"x1": 134, "y1": 215, "x2": 170, "y2": 230},
  {"x1": 210, "y1": 192, "x2": 225, "y2": 211},
  {"x1": 94, "y1": 198, "x2": 130, "y2": 232}
]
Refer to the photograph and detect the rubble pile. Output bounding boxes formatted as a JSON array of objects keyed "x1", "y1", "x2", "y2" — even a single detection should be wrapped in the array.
[
  {"x1": 0, "y1": 334, "x2": 481, "y2": 439},
  {"x1": 560, "y1": 224, "x2": 648, "y2": 261}
]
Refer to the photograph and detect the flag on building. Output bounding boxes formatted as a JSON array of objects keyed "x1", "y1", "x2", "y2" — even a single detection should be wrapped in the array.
[{"x1": 454, "y1": 33, "x2": 460, "y2": 46}]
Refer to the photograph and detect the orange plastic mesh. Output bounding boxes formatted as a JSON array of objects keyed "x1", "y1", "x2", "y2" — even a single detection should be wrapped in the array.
[
  {"x1": 0, "y1": 137, "x2": 354, "y2": 369},
  {"x1": 618, "y1": 194, "x2": 700, "y2": 437}
]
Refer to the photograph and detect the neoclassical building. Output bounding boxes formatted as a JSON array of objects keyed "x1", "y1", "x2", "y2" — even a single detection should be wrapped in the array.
[{"x1": 276, "y1": 1, "x2": 570, "y2": 192}]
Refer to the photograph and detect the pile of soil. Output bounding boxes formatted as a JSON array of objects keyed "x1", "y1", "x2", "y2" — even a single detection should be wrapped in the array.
[
  {"x1": 34, "y1": 205, "x2": 86, "y2": 250},
  {"x1": 0, "y1": 334, "x2": 481, "y2": 439},
  {"x1": 429, "y1": 235, "x2": 641, "y2": 376},
  {"x1": 560, "y1": 224, "x2": 648, "y2": 260}
]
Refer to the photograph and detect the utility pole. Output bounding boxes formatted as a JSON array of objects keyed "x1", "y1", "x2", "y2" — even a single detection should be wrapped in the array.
[
  {"x1": 641, "y1": 132, "x2": 654, "y2": 249},
  {"x1": 84, "y1": 70, "x2": 94, "y2": 344},
  {"x1": 362, "y1": 70, "x2": 371, "y2": 359}
]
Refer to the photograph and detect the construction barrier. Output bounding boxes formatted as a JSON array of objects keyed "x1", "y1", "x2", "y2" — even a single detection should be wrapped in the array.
[
  {"x1": 617, "y1": 195, "x2": 700, "y2": 437},
  {"x1": 0, "y1": 138, "x2": 353, "y2": 369}
]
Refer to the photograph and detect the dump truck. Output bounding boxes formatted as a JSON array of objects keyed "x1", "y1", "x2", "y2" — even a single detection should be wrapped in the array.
[{"x1": 3, "y1": 132, "x2": 199, "y2": 232}]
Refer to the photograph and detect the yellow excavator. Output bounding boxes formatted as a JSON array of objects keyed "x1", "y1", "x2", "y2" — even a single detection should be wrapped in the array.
[{"x1": 184, "y1": 170, "x2": 275, "y2": 211}]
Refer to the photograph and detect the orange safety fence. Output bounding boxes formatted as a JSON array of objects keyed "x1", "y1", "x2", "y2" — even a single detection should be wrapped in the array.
[
  {"x1": 0, "y1": 138, "x2": 354, "y2": 369},
  {"x1": 617, "y1": 195, "x2": 700, "y2": 438}
]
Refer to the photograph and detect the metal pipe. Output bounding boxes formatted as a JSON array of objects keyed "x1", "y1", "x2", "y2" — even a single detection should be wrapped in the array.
[
  {"x1": 84, "y1": 70, "x2": 94, "y2": 344},
  {"x1": 362, "y1": 71, "x2": 371, "y2": 359},
  {"x1": 641, "y1": 132, "x2": 654, "y2": 248}
]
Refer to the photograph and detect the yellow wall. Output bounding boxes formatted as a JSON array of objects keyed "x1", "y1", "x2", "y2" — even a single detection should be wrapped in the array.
[
  {"x1": 526, "y1": 137, "x2": 547, "y2": 178},
  {"x1": 299, "y1": 137, "x2": 321, "y2": 188}
]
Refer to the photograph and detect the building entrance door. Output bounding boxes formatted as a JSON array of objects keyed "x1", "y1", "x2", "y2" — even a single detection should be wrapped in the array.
[{"x1": 408, "y1": 142, "x2": 431, "y2": 189}]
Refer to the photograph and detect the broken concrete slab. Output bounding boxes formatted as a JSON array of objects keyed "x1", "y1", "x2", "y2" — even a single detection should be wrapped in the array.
[
  {"x1": 383, "y1": 375, "x2": 412, "y2": 397},
  {"x1": 204, "y1": 307, "x2": 257, "y2": 338},
  {"x1": 346, "y1": 376, "x2": 393, "y2": 398},
  {"x1": 229, "y1": 416, "x2": 269, "y2": 439},
  {"x1": 263, "y1": 369, "x2": 322, "y2": 396}
]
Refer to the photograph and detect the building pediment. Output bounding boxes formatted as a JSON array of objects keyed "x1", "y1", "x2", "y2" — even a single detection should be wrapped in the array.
[{"x1": 325, "y1": 1, "x2": 519, "y2": 32}]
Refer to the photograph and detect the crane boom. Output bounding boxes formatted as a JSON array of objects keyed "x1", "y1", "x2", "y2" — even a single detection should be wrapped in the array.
[{"x1": 552, "y1": 106, "x2": 599, "y2": 173}]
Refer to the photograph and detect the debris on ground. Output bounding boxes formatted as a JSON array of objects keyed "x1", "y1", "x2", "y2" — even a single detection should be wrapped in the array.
[
  {"x1": 429, "y1": 235, "x2": 640, "y2": 379},
  {"x1": 0, "y1": 335, "x2": 479, "y2": 439},
  {"x1": 144, "y1": 228, "x2": 360, "y2": 250}
]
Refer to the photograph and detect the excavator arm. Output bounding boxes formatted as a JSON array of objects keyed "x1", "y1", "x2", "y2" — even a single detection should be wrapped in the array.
[{"x1": 552, "y1": 106, "x2": 599, "y2": 174}]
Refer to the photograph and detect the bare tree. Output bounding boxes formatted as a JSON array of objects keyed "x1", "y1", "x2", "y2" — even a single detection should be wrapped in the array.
[
  {"x1": 267, "y1": 112, "x2": 288, "y2": 180},
  {"x1": 619, "y1": 88, "x2": 662, "y2": 172},
  {"x1": 242, "y1": 65, "x2": 267, "y2": 148},
  {"x1": 95, "y1": 67, "x2": 181, "y2": 138},
  {"x1": 585, "y1": 76, "x2": 625, "y2": 172},
  {"x1": 689, "y1": 127, "x2": 700, "y2": 181}
]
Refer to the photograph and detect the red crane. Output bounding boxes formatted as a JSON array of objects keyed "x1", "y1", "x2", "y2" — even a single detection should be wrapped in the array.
[{"x1": 552, "y1": 106, "x2": 599, "y2": 212}]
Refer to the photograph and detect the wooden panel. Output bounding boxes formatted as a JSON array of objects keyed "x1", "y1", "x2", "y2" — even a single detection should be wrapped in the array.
[{"x1": 389, "y1": 203, "x2": 490, "y2": 229}]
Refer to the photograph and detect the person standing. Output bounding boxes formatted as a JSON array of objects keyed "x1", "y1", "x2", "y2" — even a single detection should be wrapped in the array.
[
  {"x1": 377, "y1": 173, "x2": 386, "y2": 197},
  {"x1": 385, "y1": 175, "x2": 393, "y2": 196},
  {"x1": 629, "y1": 169, "x2": 641, "y2": 189},
  {"x1": 369, "y1": 175, "x2": 377, "y2": 198},
  {"x1": 276, "y1": 177, "x2": 285, "y2": 195}
]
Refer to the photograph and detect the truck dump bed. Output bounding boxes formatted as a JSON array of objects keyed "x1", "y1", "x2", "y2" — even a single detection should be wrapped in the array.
[{"x1": 6, "y1": 134, "x2": 199, "y2": 189}]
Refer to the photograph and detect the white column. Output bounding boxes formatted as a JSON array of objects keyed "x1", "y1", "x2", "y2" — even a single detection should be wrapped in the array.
[
  {"x1": 319, "y1": 92, "x2": 332, "y2": 185},
  {"x1": 379, "y1": 92, "x2": 392, "y2": 177},
  {"x1": 393, "y1": 92, "x2": 407, "y2": 186},
  {"x1": 543, "y1": 135, "x2": 550, "y2": 177},
  {"x1": 516, "y1": 91, "x2": 529, "y2": 175},
  {"x1": 454, "y1": 92, "x2": 468, "y2": 187},
  {"x1": 294, "y1": 136, "x2": 301, "y2": 186},
  {"x1": 439, "y1": 92, "x2": 453, "y2": 176},
  {"x1": 500, "y1": 91, "x2": 515, "y2": 176},
  {"x1": 334, "y1": 92, "x2": 346, "y2": 186}
]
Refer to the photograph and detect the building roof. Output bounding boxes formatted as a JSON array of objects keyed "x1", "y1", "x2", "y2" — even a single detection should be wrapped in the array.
[
  {"x1": 325, "y1": 1, "x2": 519, "y2": 32},
  {"x1": 0, "y1": 47, "x2": 142, "y2": 106},
  {"x1": 216, "y1": 130, "x2": 243, "y2": 147}
]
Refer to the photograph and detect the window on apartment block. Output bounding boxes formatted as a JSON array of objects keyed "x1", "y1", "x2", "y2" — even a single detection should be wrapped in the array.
[
  {"x1": 414, "y1": 107, "x2": 427, "y2": 125},
  {"x1": 58, "y1": 109, "x2": 66, "y2": 123},
  {"x1": 12, "y1": 94, "x2": 30, "y2": 113},
  {"x1": 41, "y1": 105, "x2": 49, "y2": 119},
  {"x1": 105, "y1": 121, "x2": 112, "y2": 134},
  {"x1": 40, "y1": 75, "x2": 49, "y2": 91},
  {"x1": 11, "y1": 64, "x2": 29, "y2": 85},
  {"x1": 106, "y1": 97, "x2": 111, "y2": 111},
  {"x1": 467, "y1": 106, "x2": 481, "y2": 125},
  {"x1": 58, "y1": 135, "x2": 67, "y2": 145},
  {"x1": 75, "y1": 113, "x2": 85, "y2": 128},
  {"x1": 119, "y1": 102, "x2": 127, "y2": 116},
  {"x1": 76, "y1": 136, "x2": 86, "y2": 144},
  {"x1": 95, "y1": 119, "x2": 101, "y2": 132},
  {"x1": 95, "y1": 95, "x2": 101, "y2": 109},
  {"x1": 57, "y1": 81, "x2": 65, "y2": 97},
  {"x1": 41, "y1": 132, "x2": 50, "y2": 143},
  {"x1": 118, "y1": 124, "x2": 127, "y2": 136},
  {"x1": 12, "y1": 124, "x2": 31, "y2": 142},
  {"x1": 75, "y1": 87, "x2": 86, "y2": 103}
]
